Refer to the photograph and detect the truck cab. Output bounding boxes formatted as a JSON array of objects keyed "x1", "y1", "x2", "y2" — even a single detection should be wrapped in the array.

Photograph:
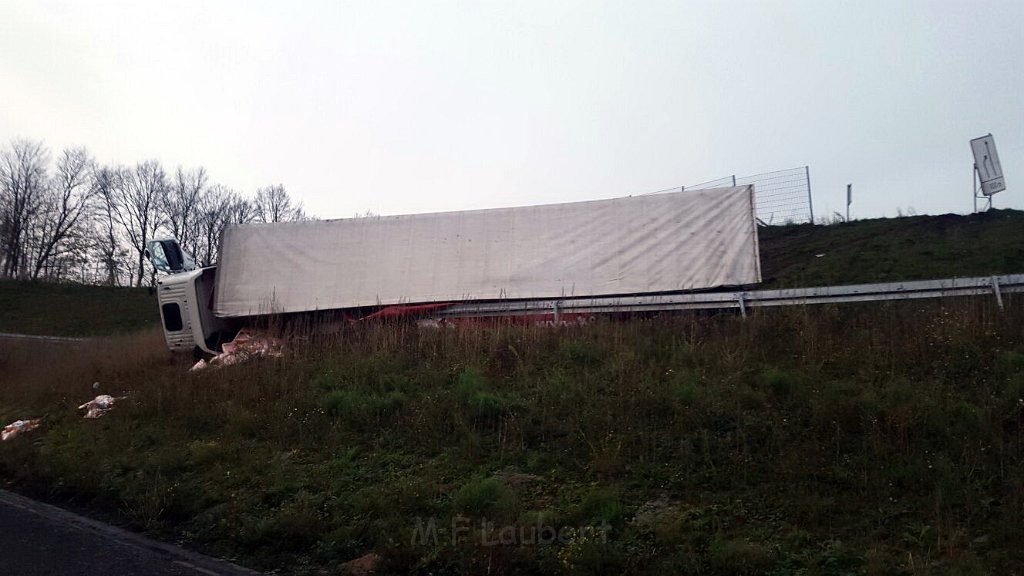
[{"x1": 147, "y1": 239, "x2": 233, "y2": 355}]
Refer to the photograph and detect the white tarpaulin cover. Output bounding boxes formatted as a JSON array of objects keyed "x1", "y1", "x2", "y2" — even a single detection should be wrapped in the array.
[{"x1": 214, "y1": 186, "x2": 761, "y2": 317}]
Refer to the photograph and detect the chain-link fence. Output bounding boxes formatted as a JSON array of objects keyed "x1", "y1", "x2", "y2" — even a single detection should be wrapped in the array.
[{"x1": 645, "y1": 166, "x2": 814, "y2": 225}]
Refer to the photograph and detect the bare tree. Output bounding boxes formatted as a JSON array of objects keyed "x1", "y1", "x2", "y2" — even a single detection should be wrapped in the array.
[
  {"x1": 0, "y1": 139, "x2": 49, "y2": 278},
  {"x1": 194, "y1": 185, "x2": 257, "y2": 266},
  {"x1": 227, "y1": 191, "x2": 258, "y2": 227},
  {"x1": 93, "y1": 166, "x2": 132, "y2": 286},
  {"x1": 0, "y1": 136, "x2": 313, "y2": 285},
  {"x1": 28, "y1": 147, "x2": 96, "y2": 279},
  {"x1": 107, "y1": 160, "x2": 167, "y2": 286},
  {"x1": 194, "y1": 185, "x2": 229, "y2": 267},
  {"x1": 255, "y1": 184, "x2": 304, "y2": 223},
  {"x1": 163, "y1": 166, "x2": 207, "y2": 258}
]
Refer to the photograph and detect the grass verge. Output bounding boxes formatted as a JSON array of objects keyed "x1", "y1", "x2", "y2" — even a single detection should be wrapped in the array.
[
  {"x1": 0, "y1": 280, "x2": 158, "y2": 336},
  {"x1": 759, "y1": 208, "x2": 1024, "y2": 287},
  {"x1": 2, "y1": 297, "x2": 1024, "y2": 574}
]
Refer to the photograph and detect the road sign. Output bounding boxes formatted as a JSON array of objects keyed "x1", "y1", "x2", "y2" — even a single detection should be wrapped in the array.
[{"x1": 971, "y1": 134, "x2": 1006, "y2": 196}]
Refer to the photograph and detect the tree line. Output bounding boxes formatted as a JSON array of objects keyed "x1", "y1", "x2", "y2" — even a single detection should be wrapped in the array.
[{"x1": 0, "y1": 138, "x2": 307, "y2": 286}]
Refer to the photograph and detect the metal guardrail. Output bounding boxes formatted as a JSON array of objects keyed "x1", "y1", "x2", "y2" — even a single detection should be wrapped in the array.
[
  {"x1": 0, "y1": 332, "x2": 89, "y2": 343},
  {"x1": 437, "y1": 274, "x2": 1024, "y2": 319}
]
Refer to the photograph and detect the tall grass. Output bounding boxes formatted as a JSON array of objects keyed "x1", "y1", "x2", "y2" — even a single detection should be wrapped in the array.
[{"x1": 1, "y1": 296, "x2": 1023, "y2": 574}]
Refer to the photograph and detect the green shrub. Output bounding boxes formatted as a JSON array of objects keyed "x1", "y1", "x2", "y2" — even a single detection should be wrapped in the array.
[
  {"x1": 560, "y1": 340, "x2": 603, "y2": 366},
  {"x1": 322, "y1": 389, "x2": 406, "y2": 421},
  {"x1": 669, "y1": 370, "x2": 701, "y2": 406},
  {"x1": 455, "y1": 367, "x2": 515, "y2": 420},
  {"x1": 995, "y1": 350, "x2": 1024, "y2": 377},
  {"x1": 322, "y1": 389, "x2": 365, "y2": 419},
  {"x1": 762, "y1": 367, "x2": 797, "y2": 399},
  {"x1": 367, "y1": 390, "x2": 407, "y2": 417},
  {"x1": 453, "y1": 477, "x2": 517, "y2": 520},
  {"x1": 470, "y1": 391, "x2": 513, "y2": 420},
  {"x1": 312, "y1": 370, "x2": 341, "y2": 391},
  {"x1": 187, "y1": 440, "x2": 226, "y2": 466},
  {"x1": 455, "y1": 366, "x2": 488, "y2": 398},
  {"x1": 518, "y1": 508, "x2": 559, "y2": 527},
  {"x1": 575, "y1": 487, "x2": 624, "y2": 527}
]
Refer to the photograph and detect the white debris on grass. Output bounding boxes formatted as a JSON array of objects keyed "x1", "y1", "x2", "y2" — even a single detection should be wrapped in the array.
[
  {"x1": 189, "y1": 329, "x2": 284, "y2": 371},
  {"x1": 78, "y1": 395, "x2": 127, "y2": 419},
  {"x1": 2, "y1": 419, "x2": 41, "y2": 441}
]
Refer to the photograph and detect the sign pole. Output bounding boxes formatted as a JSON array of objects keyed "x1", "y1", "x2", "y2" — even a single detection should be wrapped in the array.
[
  {"x1": 973, "y1": 163, "x2": 978, "y2": 213},
  {"x1": 846, "y1": 183, "x2": 852, "y2": 222}
]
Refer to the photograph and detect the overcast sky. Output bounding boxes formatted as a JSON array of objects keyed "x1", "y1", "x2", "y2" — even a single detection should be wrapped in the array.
[{"x1": 2, "y1": 0, "x2": 1021, "y2": 221}]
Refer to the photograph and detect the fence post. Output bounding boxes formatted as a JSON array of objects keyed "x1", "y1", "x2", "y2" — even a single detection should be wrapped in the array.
[{"x1": 805, "y1": 165, "x2": 814, "y2": 224}]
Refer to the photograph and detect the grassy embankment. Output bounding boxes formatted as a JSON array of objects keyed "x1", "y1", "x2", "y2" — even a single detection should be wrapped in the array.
[
  {"x1": 759, "y1": 209, "x2": 1024, "y2": 288},
  {"x1": 0, "y1": 280, "x2": 158, "y2": 336},
  {"x1": 2, "y1": 302, "x2": 1023, "y2": 574},
  {"x1": 0, "y1": 209, "x2": 1023, "y2": 575}
]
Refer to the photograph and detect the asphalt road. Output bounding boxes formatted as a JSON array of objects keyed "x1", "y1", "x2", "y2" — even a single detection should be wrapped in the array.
[{"x1": 0, "y1": 490, "x2": 260, "y2": 576}]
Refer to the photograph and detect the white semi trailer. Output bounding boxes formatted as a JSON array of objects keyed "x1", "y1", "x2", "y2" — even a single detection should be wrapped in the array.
[{"x1": 148, "y1": 186, "x2": 761, "y2": 354}]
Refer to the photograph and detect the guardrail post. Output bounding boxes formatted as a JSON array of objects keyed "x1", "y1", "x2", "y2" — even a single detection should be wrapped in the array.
[
  {"x1": 738, "y1": 293, "x2": 747, "y2": 319},
  {"x1": 553, "y1": 301, "x2": 561, "y2": 323},
  {"x1": 992, "y1": 276, "x2": 1004, "y2": 310}
]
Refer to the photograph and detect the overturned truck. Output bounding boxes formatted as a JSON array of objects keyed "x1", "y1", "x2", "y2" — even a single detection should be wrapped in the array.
[{"x1": 149, "y1": 186, "x2": 761, "y2": 354}]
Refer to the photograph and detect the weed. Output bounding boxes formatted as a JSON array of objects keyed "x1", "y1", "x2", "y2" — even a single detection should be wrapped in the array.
[
  {"x1": 762, "y1": 367, "x2": 797, "y2": 399},
  {"x1": 575, "y1": 487, "x2": 624, "y2": 527},
  {"x1": 708, "y1": 535, "x2": 775, "y2": 575},
  {"x1": 995, "y1": 350, "x2": 1024, "y2": 377},
  {"x1": 453, "y1": 477, "x2": 517, "y2": 520},
  {"x1": 455, "y1": 367, "x2": 516, "y2": 421},
  {"x1": 669, "y1": 370, "x2": 701, "y2": 406}
]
